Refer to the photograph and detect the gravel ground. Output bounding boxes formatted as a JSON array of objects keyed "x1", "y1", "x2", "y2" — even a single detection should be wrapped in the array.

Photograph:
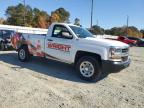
[{"x1": 0, "y1": 47, "x2": 144, "y2": 108}]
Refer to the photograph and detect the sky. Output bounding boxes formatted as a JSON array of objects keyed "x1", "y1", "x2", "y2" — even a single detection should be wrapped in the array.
[{"x1": 0, "y1": 0, "x2": 144, "y2": 29}]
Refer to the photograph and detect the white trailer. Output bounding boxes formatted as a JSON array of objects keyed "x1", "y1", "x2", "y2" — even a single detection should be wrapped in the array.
[{"x1": 0, "y1": 24, "x2": 48, "y2": 34}]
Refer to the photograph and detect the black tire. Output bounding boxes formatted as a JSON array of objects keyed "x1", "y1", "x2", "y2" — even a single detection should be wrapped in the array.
[
  {"x1": 18, "y1": 46, "x2": 30, "y2": 62},
  {"x1": 0, "y1": 42, "x2": 5, "y2": 51},
  {"x1": 76, "y1": 56, "x2": 101, "y2": 81}
]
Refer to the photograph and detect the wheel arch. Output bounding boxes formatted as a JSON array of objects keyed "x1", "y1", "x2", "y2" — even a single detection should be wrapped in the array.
[
  {"x1": 18, "y1": 44, "x2": 31, "y2": 62},
  {"x1": 74, "y1": 51, "x2": 102, "y2": 67},
  {"x1": 17, "y1": 44, "x2": 28, "y2": 51}
]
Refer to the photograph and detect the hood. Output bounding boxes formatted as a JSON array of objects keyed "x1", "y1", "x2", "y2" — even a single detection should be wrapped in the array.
[{"x1": 80, "y1": 37, "x2": 129, "y2": 47}]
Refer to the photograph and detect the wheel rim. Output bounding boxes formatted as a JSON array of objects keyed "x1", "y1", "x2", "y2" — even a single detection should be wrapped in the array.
[
  {"x1": 19, "y1": 49, "x2": 25, "y2": 60},
  {"x1": 80, "y1": 61, "x2": 94, "y2": 78}
]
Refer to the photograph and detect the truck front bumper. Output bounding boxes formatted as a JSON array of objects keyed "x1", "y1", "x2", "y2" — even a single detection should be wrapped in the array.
[{"x1": 102, "y1": 58, "x2": 131, "y2": 69}]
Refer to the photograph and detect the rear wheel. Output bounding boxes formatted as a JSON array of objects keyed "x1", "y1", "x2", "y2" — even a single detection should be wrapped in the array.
[
  {"x1": 76, "y1": 56, "x2": 102, "y2": 81},
  {"x1": 18, "y1": 46, "x2": 30, "y2": 62}
]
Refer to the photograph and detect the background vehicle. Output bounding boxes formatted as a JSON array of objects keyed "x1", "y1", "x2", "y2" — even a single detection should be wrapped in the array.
[
  {"x1": 11, "y1": 23, "x2": 130, "y2": 81},
  {"x1": 117, "y1": 36, "x2": 137, "y2": 46},
  {"x1": 127, "y1": 36, "x2": 144, "y2": 47},
  {"x1": 0, "y1": 30, "x2": 14, "y2": 50}
]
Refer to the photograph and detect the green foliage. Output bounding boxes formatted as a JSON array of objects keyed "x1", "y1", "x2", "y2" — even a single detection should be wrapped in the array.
[
  {"x1": 140, "y1": 29, "x2": 144, "y2": 33},
  {"x1": 0, "y1": 18, "x2": 6, "y2": 24},
  {"x1": 105, "y1": 26, "x2": 142, "y2": 38},
  {"x1": 6, "y1": 4, "x2": 27, "y2": 26},
  {"x1": 4, "y1": 4, "x2": 70, "y2": 28},
  {"x1": 89, "y1": 25, "x2": 104, "y2": 35},
  {"x1": 51, "y1": 7, "x2": 70, "y2": 23},
  {"x1": 74, "y1": 18, "x2": 80, "y2": 26},
  {"x1": 106, "y1": 27, "x2": 126, "y2": 36},
  {"x1": 89, "y1": 25, "x2": 142, "y2": 38},
  {"x1": 32, "y1": 8, "x2": 50, "y2": 28},
  {"x1": 140, "y1": 29, "x2": 144, "y2": 37}
]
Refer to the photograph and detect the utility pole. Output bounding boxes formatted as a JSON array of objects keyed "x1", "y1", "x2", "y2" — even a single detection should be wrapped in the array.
[
  {"x1": 23, "y1": 0, "x2": 26, "y2": 26},
  {"x1": 90, "y1": 0, "x2": 94, "y2": 28},
  {"x1": 96, "y1": 19, "x2": 99, "y2": 26},
  {"x1": 126, "y1": 15, "x2": 129, "y2": 36}
]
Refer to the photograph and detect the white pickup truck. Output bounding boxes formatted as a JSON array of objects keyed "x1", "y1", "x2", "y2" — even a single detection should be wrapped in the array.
[{"x1": 11, "y1": 23, "x2": 131, "y2": 81}]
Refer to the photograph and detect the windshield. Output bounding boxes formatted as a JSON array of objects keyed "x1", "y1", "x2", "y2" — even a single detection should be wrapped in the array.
[{"x1": 69, "y1": 26, "x2": 94, "y2": 38}]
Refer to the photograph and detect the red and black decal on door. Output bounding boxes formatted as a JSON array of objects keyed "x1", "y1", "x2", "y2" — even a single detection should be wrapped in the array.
[{"x1": 48, "y1": 42, "x2": 71, "y2": 52}]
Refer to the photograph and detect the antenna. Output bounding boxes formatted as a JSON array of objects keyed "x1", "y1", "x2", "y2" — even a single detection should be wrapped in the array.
[{"x1": 90, "y1": 0, "x2": 94, "y2": 28}]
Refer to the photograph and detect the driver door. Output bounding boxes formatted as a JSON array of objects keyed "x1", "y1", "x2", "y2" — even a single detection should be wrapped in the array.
[{"x1": 45, "y1": 25, "x2": 74, "y2": 63}]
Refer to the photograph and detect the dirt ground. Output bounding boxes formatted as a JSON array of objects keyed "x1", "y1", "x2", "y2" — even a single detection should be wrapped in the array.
[{"x1": 0, "y1": 47, "x2": 144, "y2": 108}]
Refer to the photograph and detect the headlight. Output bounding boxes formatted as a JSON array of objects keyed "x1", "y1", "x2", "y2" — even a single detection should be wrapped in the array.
[{"x1": 109, "y1": 48, "x2": 122, "y2": 61}]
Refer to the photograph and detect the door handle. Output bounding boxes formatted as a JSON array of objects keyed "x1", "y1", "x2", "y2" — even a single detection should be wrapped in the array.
[{"x1": 47, "y1": 39, "x2": 53, "y2": 41}]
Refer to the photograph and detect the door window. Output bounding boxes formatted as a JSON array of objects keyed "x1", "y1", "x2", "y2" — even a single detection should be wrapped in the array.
[{"x1": 52, "y1": 25, "x2": 72, "y2": 39}]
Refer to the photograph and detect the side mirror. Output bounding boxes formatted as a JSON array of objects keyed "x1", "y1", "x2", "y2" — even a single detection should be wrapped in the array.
[{"x1": 62, "y1": 32, "x2": 73, "y2": 39}]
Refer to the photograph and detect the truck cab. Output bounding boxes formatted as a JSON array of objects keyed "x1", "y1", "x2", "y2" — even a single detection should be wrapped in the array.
[{"x1": 11, "y1": 23, "x2": 131, "y2": 81}]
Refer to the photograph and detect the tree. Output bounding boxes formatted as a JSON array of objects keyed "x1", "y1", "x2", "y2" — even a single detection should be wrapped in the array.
[
  {"x1": 105, "y1": 29, "x2": 111, "y2": 35},
  {"x1": 25, "y1": 5, "x2": 33, "y2": 27},
  {"x1": 4, "y1": 4, "x2": 71, "y2": 28},
  {"x1": 32, "y1": 8, "x2": 50, "y2": 28},
  {"x1": 140, "y1": 29, "x2": 144, "y2": 38},
  {"x1": 109, "y1": 27, "x2": 125, "y2": 36},
  {"x1": 89, "y1": 25, "x2": 104, "y2": 35},
  {"x1": 5, "y1": 4, "x2": 50, "y2": 28},
  {"x1": 74, "y1": 18, "x2": 80, "y2": 26},
  {"x1": 105, "y1": 26, "x2": 142, "y2": 38},
  {"x1": 127, "y1": 26, "x2": 142, "y2": 37},
  {"x1": 6, "y1": 4, "x2": 27, "y2": 26},
  {"x1": 51, "y1": 8, "x2": 70, "y2": 23},
  {"x1": 65, "y1": 19, "x2": 71, "y2": 24},
  {"x1": 50, "y1": 13, "x2": 60, "y2": 23},
  {"x1": 0, "y1": 18, "x2": 5, "y2": 24}
]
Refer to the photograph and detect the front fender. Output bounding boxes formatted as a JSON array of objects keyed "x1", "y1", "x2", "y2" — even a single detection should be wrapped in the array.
[{"x1": 75, "y1": 44, "x2": 108, "y2": 60}]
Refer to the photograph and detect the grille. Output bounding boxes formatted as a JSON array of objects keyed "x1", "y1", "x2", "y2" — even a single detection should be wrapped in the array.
[{"x1": 122, "y1": 48, "x2": 129, "y2": 53}]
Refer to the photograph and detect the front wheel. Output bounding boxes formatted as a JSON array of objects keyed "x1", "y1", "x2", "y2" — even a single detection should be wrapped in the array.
[
  {"x1": 76, "y1": 56, "x2": 102, "y2": 81},
  {"x1": 18, "y1": 46, "x2": 30, "y2": 62}
]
